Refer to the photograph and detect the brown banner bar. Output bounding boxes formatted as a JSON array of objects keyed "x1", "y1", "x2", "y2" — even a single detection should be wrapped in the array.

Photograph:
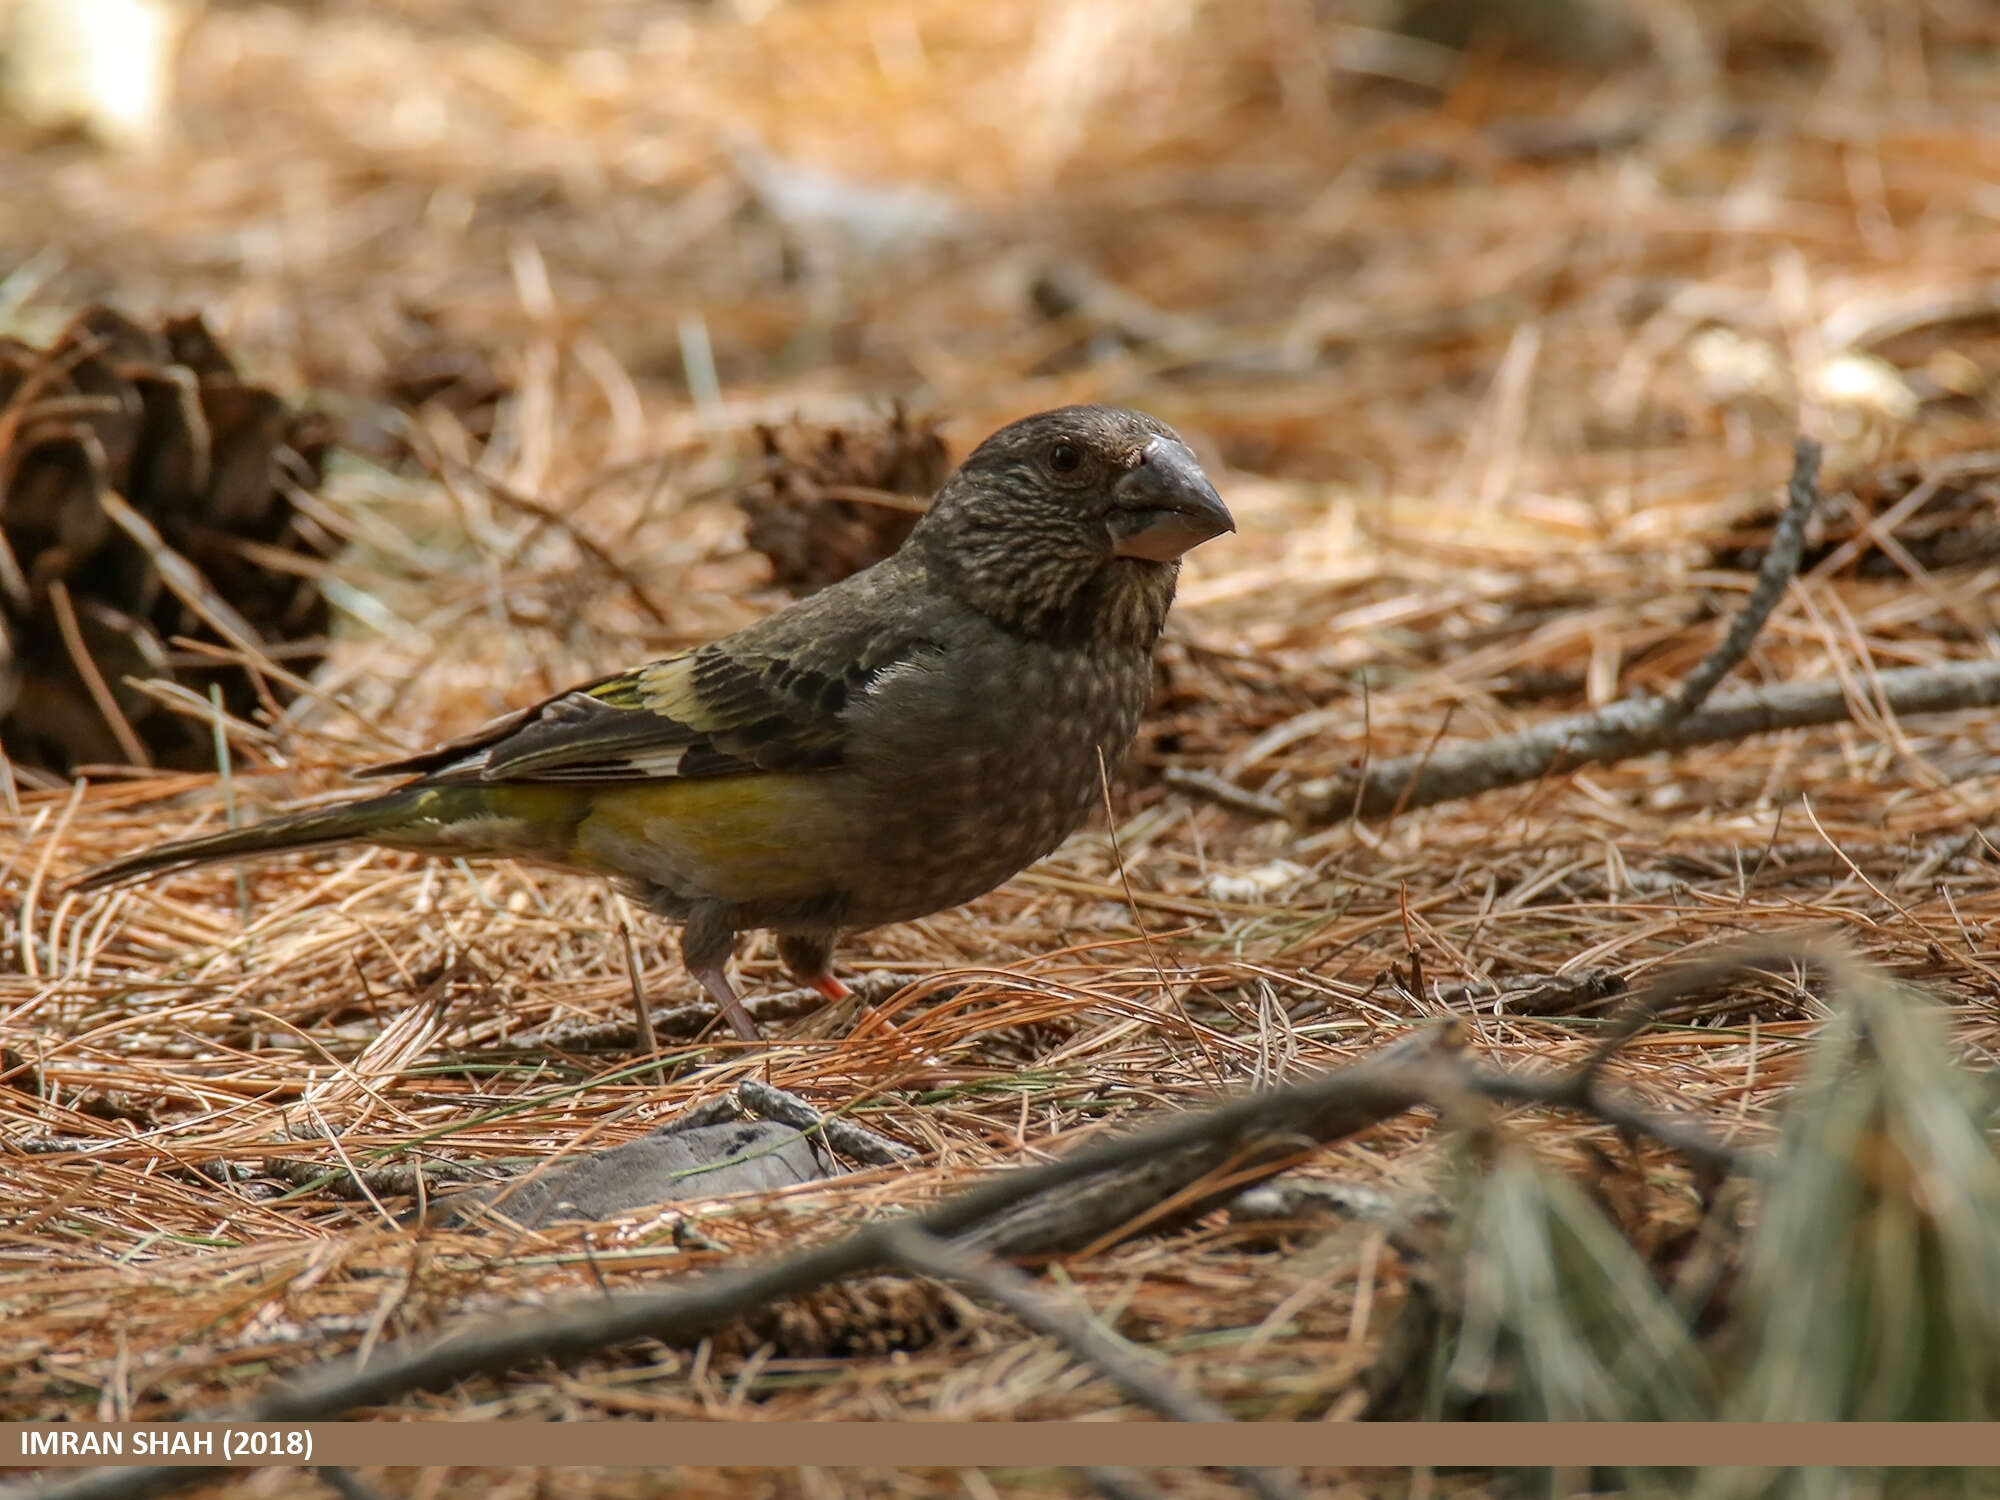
[{"x1": 8, "y1": 1424, "x2": 2000, "y2": 1471}]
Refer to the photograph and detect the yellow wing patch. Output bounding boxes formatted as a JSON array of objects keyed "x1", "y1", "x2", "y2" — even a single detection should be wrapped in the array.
[{"x1": 631, "y1": 657, "x2": 702, "y2": 720}]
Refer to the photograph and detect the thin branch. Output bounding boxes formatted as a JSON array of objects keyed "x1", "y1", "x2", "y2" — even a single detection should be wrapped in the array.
[
  {"x1": 1668, "y1": 437, "x2": 1820, "y2": 717},
  {"x1": 1279, "y1": 654, "x2": 2000, "y2": 826},
  {"x1": 943, "y1": 1021, "x2": 1468, "y2": 1259},
  {"x1": 1434, "y1": 968, "x2": 1626, "y2": 1019},
  {"x1": 6, "y1": 1030, "x2": 1465, "y2": 1500},
  {"x1": 616, "y1": 915, "x2": 658, "y2": 1063},
  {"x1": 261, "y1": 1154, "x2": 488, "y2": 1201},
  {"x1": 1160, "y1": 766, "x2": 1287, "y2": 819},
  {"x1": 738, "y1": 1078, "x2": 917, "y2": 1166},
  {"x1": 881, "y1": 1224, "x2": 1302, "y2": 1500},
  {"x1": 1473, "y1": 1071, "x2": 1746, "y2": 1172}
]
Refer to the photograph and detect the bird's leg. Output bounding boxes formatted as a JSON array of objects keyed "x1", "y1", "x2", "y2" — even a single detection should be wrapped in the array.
[
  {"x1": 777, "y1": 931, "x2": 848, "y2": 1002},
  {"x1": 777, "y1": 930, "x2": 915, "y2": 1041},
  {"x1": 682, "y1": 905, "x2": 760, "y2": 1041},
  {"x1": 692, "y1": 966, "x2": 761, "y2": 1042}
]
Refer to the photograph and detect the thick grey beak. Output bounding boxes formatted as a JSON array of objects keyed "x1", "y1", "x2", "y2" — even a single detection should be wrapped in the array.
[{"x1": 1107, "y1": 436, "x2": 1235, "y2": 562}]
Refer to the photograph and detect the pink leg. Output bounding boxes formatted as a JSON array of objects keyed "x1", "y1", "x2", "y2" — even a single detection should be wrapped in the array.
[
  {"x1": 792, "y1": 963, "x2": 907, "y2": 1043},
  {"x1": 681, "y1": 905, "x2": 760, "y2": 1041},
  {"x1": 807, "y1": 972, "x2": 851, "y2": 1003},
  {"x1": 690, "y1": 963, "x2": 762, "y2": 1041}
]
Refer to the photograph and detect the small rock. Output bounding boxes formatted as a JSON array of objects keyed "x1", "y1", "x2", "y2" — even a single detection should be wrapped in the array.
[{"x1": 433, "y1": 1120, "x2": 832, "y2": 1228}]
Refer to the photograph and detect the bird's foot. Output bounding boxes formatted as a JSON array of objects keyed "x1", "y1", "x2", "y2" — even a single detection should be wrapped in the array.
[
  {"x1": 805, "y1": 972, "x2": 850, "y2": 1003},
  {"x1": 800, "y1": 970, "x2": 912, "y2": 1048}
]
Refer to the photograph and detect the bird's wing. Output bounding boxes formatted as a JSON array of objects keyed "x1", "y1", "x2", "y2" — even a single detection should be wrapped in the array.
[{"x1": 359, "y1": 631, "x2": 938, "y2": 786}]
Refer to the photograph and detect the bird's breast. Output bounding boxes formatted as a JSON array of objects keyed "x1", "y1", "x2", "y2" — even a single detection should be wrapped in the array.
[{"x1": 838, "y1": 638, "x2": 1154, "y2": 924}]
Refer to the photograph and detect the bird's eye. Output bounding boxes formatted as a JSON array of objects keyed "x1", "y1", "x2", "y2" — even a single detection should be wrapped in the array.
[{"x1": 1049, "y1": 440, "x2": 1083, "y2": 473}]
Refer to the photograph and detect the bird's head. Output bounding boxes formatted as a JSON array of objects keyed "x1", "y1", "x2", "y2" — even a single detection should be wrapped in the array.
[{"x1": 909, "y1": 405, "x2": 1234, "y2": 645}]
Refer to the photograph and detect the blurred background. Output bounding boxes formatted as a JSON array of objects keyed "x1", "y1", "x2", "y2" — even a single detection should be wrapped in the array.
[
  {"x1": 2, "y1": 0, "x2": 1997, "y2": 781},
  {"x1": 5, "y1": 0, "x2": 1998, "y2": 787},
  {"x1": 7, "y1": 0, "x2": 1993, "y2": 438}
]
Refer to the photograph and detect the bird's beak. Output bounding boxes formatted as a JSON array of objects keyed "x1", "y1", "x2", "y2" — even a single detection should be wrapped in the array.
[{"x1": 1107, "y1": 436, "x2": 1235, "y2": 562}]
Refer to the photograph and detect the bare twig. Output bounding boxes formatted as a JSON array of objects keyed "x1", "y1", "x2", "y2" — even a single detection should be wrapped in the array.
[
  {"x1": 1573, "y1": 933, "x2": 1847, "y2": 1079},
  {"x1": 1276, "y1": 654, "x2": 2000, "y2": 826},
  {"x1": 616, "y1": 915, "x2": 658, "y2": 1062},
  {"x1": 948, "y1": 1021, "x2": 1472, "y2": 1259},
  {"x1": 1435, "y1": 969, "x2": 1627, "y2": 1018},
  {"x1": 1160, "y1": 766, "x2": 1287, "y2": 819},
  {"x1": 261, "y1": 1154, "x2": 489, "y2": 1201},
  {"x1": 1668, "y1": 438, "x2": 1821, "y2": 717},
  {"x1": 1473, "y1": 1071, "x2": 1745, "y2": 1172},
  {"x1": 881, "y1": 1223, "x2": 1303, "y2": 1500},
  {"x1": 737, "y1": 1078, "x2": 917, "y2": 1166}
]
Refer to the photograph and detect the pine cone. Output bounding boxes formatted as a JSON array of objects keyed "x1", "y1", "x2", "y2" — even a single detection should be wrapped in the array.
[
  {"x1": 0, "y1": 306, "x2": 336, "y2": 774},
  {"x1": 718, "y1": 1274, "x2": 960, "y2": 1359},
  {"x1": 735, "y1": 407, "x2": 949, "y2": 596}
]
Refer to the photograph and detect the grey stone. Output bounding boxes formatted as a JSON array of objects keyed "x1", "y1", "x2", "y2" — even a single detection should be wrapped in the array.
[{"x1": 437, "y1": 1120, "x2": 832, "y2": 1228}]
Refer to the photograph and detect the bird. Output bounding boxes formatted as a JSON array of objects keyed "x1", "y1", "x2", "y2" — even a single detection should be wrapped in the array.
[{"x1": 69, "y1": 405, "x2": 1234, "y2": 1042}]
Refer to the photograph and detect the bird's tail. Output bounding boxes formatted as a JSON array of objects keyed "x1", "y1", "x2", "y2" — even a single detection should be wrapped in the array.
[{"x1": 67, "y1": 784, "x2": 567, "y2": 893}]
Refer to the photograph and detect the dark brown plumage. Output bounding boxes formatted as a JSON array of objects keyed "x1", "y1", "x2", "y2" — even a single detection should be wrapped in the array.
[{"x1": 72, "y1": 406, "x2": 1235, "y2": 1041}]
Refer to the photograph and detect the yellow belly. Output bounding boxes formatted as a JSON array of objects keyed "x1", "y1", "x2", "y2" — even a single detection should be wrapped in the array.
[{"x1": 568, "y1": 774, "x2": 857, "y2": 905}]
